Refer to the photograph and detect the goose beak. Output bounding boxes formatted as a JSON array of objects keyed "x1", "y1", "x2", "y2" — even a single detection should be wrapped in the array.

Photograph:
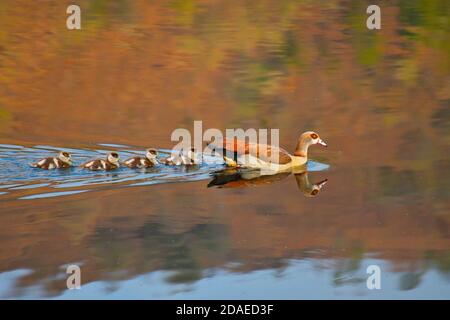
[
  {"x1": 318, "y1": 139, "x2": 327, "y2": 147},
  {"x1": 316, "y1": 179, "x2": 328, "y2": 188}
]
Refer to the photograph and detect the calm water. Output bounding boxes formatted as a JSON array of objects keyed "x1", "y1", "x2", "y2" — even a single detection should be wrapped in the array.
[{"x1": 0, "y1": 0, "x2": 449, "y2": 299}]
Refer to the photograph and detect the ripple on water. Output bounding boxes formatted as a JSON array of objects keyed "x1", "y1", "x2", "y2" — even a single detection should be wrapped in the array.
[
  {"x1": 10, "y1": 183, "x2": 51, "y2": 190},
  {"x1": 0, "y1": 144, "x2": 24, "y2": 149},
  {"x1": 19, "y1": 190, "x2": 90, "y2": 200}
]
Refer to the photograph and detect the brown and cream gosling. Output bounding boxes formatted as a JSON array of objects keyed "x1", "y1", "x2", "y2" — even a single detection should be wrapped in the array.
[
  {"x1": 163, "y1": 148, "x2": 199, "y2": 166},
  {"x1": 30, "y1": 151, "x2": 73, "y2": 169},
  {"x1": 123, "y1": 148, "x2": 159, "y2": 168},
  {"x1": 80, "y1": 152, "x2": 120, "y2": 171}
]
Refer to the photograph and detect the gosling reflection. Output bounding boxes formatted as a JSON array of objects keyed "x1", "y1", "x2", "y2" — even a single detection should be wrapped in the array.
[{"x1": 208, "y1": 168, "x2": 328, "y2": 197}]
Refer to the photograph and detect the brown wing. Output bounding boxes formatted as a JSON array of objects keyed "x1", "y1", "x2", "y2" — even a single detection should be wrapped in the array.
[
  {"x1": 80, "y1": 159, "x2": 103, "y2": 169},
  {"x1": 142, "y1": 158, "x2": 154, "y2": 167},
  {"x1": 124, "y1": 157, "x2": 140, "y2": 167},
  {"x1": 210, "y1": 138, "x2": 292, "y2": 165},
  {"x1": 31, "y1": 157, "x2": 54, "y2": 169},
  {"x1": 104, "y1": 161, "x2": 119, "y2": 170},
  {"x1": 54, "y1": 158, "x2": 71, "y2": 168}
]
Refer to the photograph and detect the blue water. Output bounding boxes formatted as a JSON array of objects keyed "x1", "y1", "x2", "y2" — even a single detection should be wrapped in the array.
[{"x1": 1, "y1": 258, "x2": 448, "y2": 300}]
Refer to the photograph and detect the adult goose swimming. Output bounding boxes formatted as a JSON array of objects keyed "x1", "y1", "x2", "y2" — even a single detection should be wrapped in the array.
[{"x1": 208, "y1": 131, "x2": 327, "y2": 172}]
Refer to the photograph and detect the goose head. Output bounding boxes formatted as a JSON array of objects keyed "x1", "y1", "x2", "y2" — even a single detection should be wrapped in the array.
[
  {"x1": 307, "y1": 179, "x2": 328, "y2": 197},
  {"x1": 58, "y1": 151, "x2": 72, "y2": 164},
  {"x1": 107, "y1": 152, "x2": 120, "y2": 165},
  {"x1": 294, "y1": 131, "x2": 327, "y2": 157},
  {"x1": 294, "y1": 173, "x2": 328, "y2": 197},
  {"x1": 146, "y1": 148, "x2": 158, "y2": 160}
]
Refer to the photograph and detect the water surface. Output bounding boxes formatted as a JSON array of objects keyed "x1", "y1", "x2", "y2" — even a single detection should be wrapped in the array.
[{"x1": 0, "y1": 0, "x2": 449, "y2": 299}]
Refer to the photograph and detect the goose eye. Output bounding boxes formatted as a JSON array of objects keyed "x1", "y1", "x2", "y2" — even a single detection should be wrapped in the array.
[
  {"x1": 63, "y1": 152, "x2": 69, "y2": 157},
  {"x1": 310, "y1": 133, "x2": 318, "y2": 139},
  {"x1": 111, "y1": 153, "x2": 118, "y2": 158},
  {"x1": 311, "y1": 189, "x2": 319, "y2": 196}
]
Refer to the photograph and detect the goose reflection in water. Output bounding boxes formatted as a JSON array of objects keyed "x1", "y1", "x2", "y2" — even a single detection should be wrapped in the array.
[{"x1": 207, "y1": 168, "x2": 328, "y2": 197}]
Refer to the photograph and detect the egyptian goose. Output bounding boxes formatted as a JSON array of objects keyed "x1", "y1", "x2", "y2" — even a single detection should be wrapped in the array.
[
  {"x1": 208, "y1": 131, "x2": 326, "y2": 171},
  {"x1": 30, "y1": 151, "x2": 72, "y2": 169},
  {"x1": 80, "y1": 152, "x2": 120, "y2": 171},
  {"x1": 123, "y1": 148, "x2": 159, "y2": 168}
]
